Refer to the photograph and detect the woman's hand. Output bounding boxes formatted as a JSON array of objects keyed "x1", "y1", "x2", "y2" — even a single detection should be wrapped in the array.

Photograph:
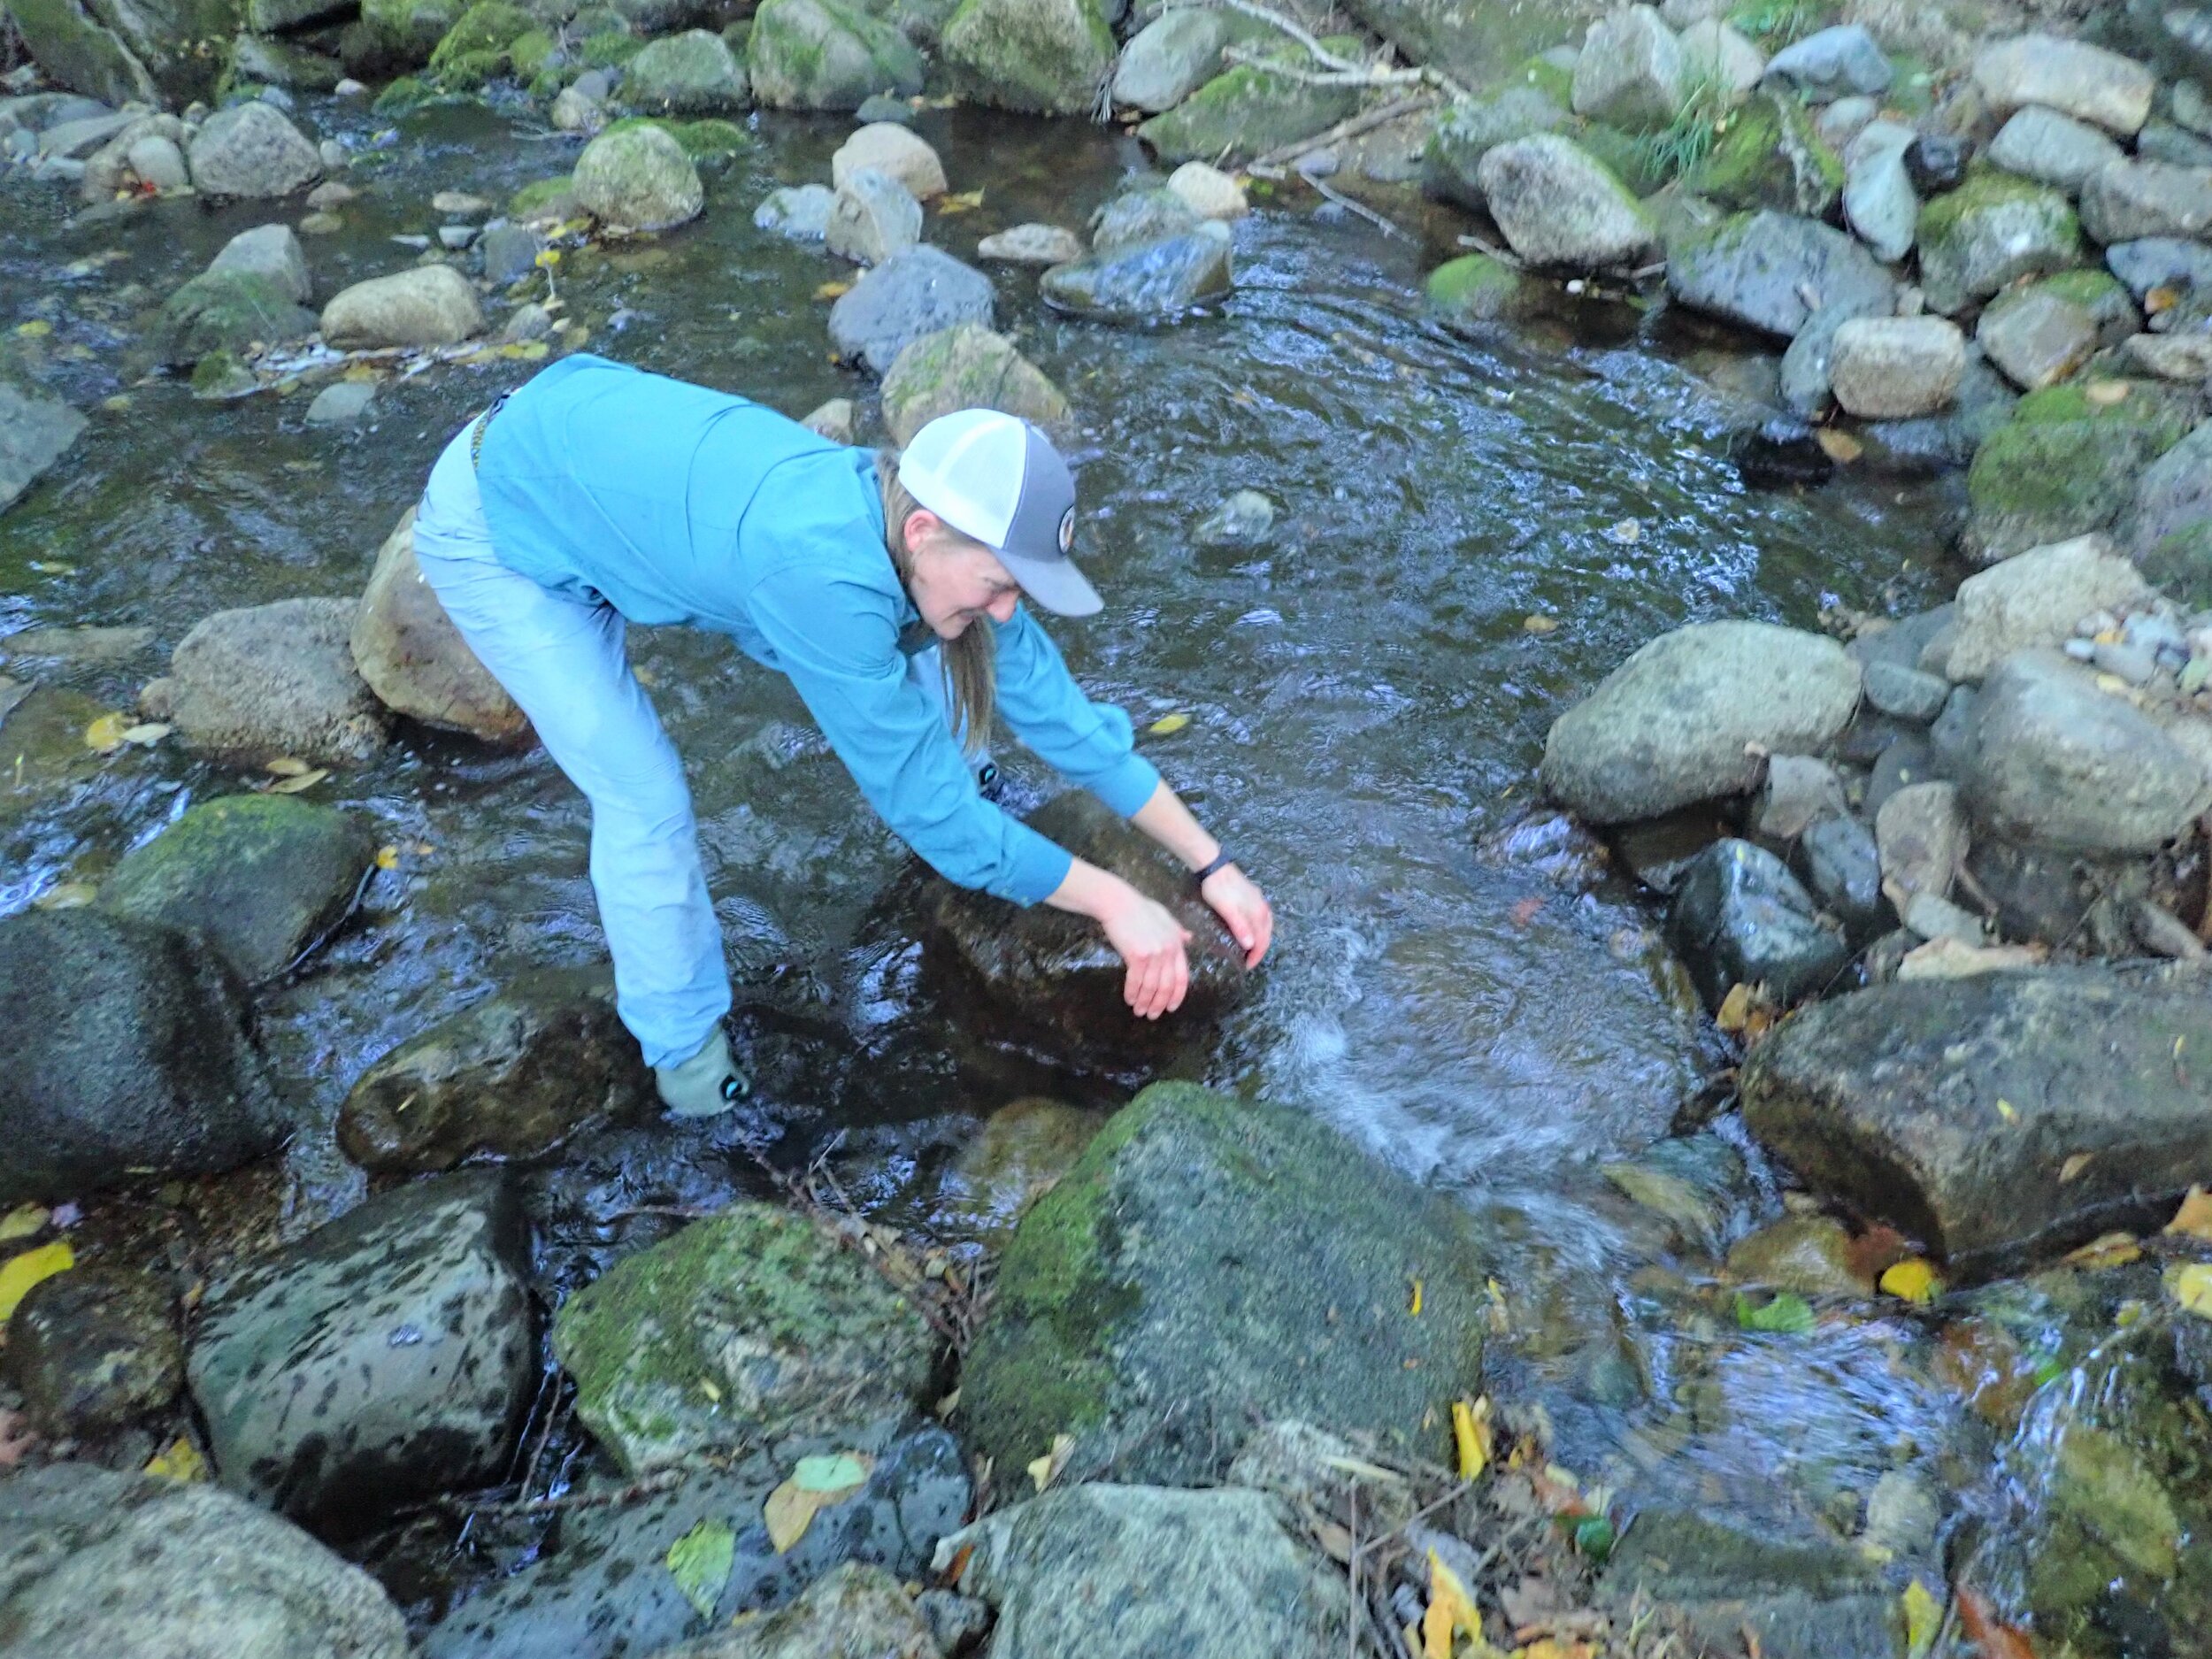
[
  {"x1": 1201, "y1": 864, "x2": 1274, "y2": 969},
  {"x1": 1099, "y1": 885, "x2": 1194, "y2": 1019}
]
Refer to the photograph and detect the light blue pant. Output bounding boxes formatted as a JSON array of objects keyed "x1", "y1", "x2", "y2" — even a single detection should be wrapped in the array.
[{"x1": 411, "y1": 418, "x2": 969, "y2": 1071}]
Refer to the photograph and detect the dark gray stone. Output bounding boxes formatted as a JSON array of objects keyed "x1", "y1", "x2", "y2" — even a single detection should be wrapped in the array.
[
  {"x1": 826, "y1": 244, "x2": 994, "y2": 373},
  {"x1": 1863, "y1": 660, "x2": 1948, "y2": 723},
  {"x1": 1665, "y1": 838, "x2": 1850, "y2": 1009},
  {"x1": 1666, "y1": 209, "x2": 1895, "y2": 339},
  {"x1": 3, "y1": 1268, "x2": 180, "y2": 1437},
  {"x1": 422, "y1": 1426, "x2": 972, "y2": 1659},
  {"x1": 2107, "y1": 236, "x2": 2212, "y2": 302},
  {"x1": 187, "y1": 1171, "x2": 535, "y2": 1536},
  {"x1": 0, "y1": 366, "x2": 88, "y2": 514},
  {"x1": 1743, "y1": 964, "x2": 2212, "y2": 1271},
  {"x1": 1040, "y1": 227, "x2": 1233, "y2": 322},
  {"x1": 1794, "y1": 811, "x2": 1886, "y2": 938},
  {"x1": 479, "y1": 221, "x2": 544, "y2": 286},
  {"x1": 1763, "y1": 25, "x2": 1891, "y2": 103},
  {"x1": 0, "y1": 908, "x2": 283, "y2": 1207},
  {"x1": 1904, "y1": 132, "x2": 1968, "y2": 194},
  {"x1": 1601, "y1": 1507, "x2": 1895, "y2": 1659}
]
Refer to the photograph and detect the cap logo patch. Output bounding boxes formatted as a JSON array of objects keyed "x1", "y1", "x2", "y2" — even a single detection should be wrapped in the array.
[{"x1": 1057, "y1": 507, "x2": 1075, "y2": 555}]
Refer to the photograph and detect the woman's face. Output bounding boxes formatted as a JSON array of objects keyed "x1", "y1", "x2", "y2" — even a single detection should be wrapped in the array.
[{"x1": 906, "y1": 511, "x2": 1023, "y2": 639}]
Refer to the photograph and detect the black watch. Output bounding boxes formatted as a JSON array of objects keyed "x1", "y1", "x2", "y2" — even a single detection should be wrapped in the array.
[{"x1": 1192, "y1": 851, "x2": 1236, "y2": 888}]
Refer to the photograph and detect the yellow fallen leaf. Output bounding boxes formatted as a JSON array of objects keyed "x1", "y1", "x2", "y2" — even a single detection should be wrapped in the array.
[
  {"x1": 342, "y1": 363, "x2": 382, "y2": 383},
  {"x1": 1147, "y1": 711, "x2": 1191, "y2": 735},
  {"x1": 2165, "y1": 1186, "x2": 2212, "y2": 1241},
  {"x1": 2146, "y1": 288, "x2": 2179, "y2": 317},
  {"x1": 84, "y1": 712, "x2": 128, "y2": 753},
  {"x1": 1409, "y1": 1277, "x2": 1424, "y2": 1316},
  {"x1": 1422, "y1": 1548, "x2": 1480, "y2": 1659},
  {"x1": 499, "y1": 341, "x2": 550, "y2": 360},
  {"x1": 1025, "y1": 1431, "x2": 1074, "y2": 1493},
  {"x1": 33, "y1": 881, "x2": 96, "y2": 910},
  {"x1": 144, "y1": 1436, "x2": 208, "y2": 1481},
  {"x1": 264, "y1": 756, "x2": 311, "y2": 776},
  {"x1": 375, "y1": 845, "x2": 401, "y2": 871},
  {"x1": 1715, "y1": 980, "x2": 1755, "y2": 1033},
  {"x1": 936, "y1": 188, "x2": 985, "y2": 214},
  {"x1": 762, "y1": 1463, "x2": 863, "y2": 1552},
  {"x1": 813, "y1": 280, "x2": 852, "y2": 301},
  {"x1": 2064, "y1": 1231, "x2": 2141, "y2": 1269},
  {"x1": 1486, "y1": 1277, "x2": 1509, "y2": 1334},
  {"x1": 1879, "y1": 1258, "x2": 1941, "y2": 1305},
  {"x1": 0, "y1": 1240, "x2": 74, "y2": 1322},
  {"x1": 0, "y1": 1204, "x2": 49, "y2": 1243},
  {"x1": 119, "y1": 722, "x2": 168, "y2": 746},
  {"x1": 1452, "y1": 1395, "x2": 1492, "y2": 1480},
  {"x1": 14, "y1": 319, "x2": 50, "y2": 338},
  {"x1": 266, "y1": 768, "x2": 330, "y2": 794},
  {"x1": 1816, "y1": 427, "x2": 1863, "y2": 464},
  {"x1": 2167, "y1": 1262, "x2": 2212, "y2": 1318},
  {"x1": 2060, "y1": 1153, "x2": 2093, "y2": 1185},
  {"x1": 1903, "y1": 1578, "x2": 1943, "y2": 1659},
  {"x1": 1522, "y1": 614, "x2": 1559, "y2": 635},
  {"x1": 1994, "y1": 1098, "x2": 2016, "y2": 1123},
  {"x1": 2094, "y1": 672, "x2": 2131, "y2": 695}
]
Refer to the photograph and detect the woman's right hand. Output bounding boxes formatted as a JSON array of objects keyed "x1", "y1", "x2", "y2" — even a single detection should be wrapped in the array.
[{"x1": 1100, "y1": 886, "x2": 1194, "y2": 1019}]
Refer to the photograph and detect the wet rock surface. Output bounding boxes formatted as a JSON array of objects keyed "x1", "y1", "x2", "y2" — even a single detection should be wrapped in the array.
[
  {"x1": 3, "y1": 1267, "x2": 181, "y2": 1437},
  {"x1": 1040, "y1": 224, "x2": 1232, "y2": 321},
  {"x1": 1666, "y1": 837, "x2": 1849, "y2": 1009},
  {"x1": 350, "y1": 505, "x2": 529, "y2": 741},
  {"x1": 141, "y1": 595, "x2": 390, "y2": 765},
  {"x1": 187, "y1": 1170, "x2": 536, "y2": 1533},
  {"x1": 827, "y1": 244, "x2": 995, "y2": 373}
]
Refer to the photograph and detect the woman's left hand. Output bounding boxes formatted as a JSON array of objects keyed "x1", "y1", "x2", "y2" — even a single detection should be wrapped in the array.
[{"x1": 1200, "y1": 864, "x2": 1274, "y2": 969}]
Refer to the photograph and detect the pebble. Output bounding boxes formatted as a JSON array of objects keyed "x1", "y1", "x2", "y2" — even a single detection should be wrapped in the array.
[
  {"x1": 1194, "y1": 488, "x2": 1275, "y2": 546},
  {"x1": 1863, "y1": 659, "x2": 1950, "y2": 723},
  {"x1": 296, "y1": 211, "x2": 343, "y2": 234},
  {"x1": 497, "y1": 301, "x2": 553, "y2": 342},
  {"x1": 2093, "y1": 639, "x2": 2161, "y2": 684},
  {"x1": 390, "y1": 233, "x2": 432, "y2": 250},
  {"x1": 432, "y1": 190, "x2": 491, "y2": 217},
  {"x1": 2064, "y1": 636, "x2": 2099, "y2": 661},
  {"x1": 1296, "y1": 147, "x2": 1340, "y2": 178},
  {"x1": 317, "y1": 137, "x2": 347, "y2": 170},
  {"x1": 977, "y1": 222, "x2": 1084, "y2": 265},
  {"x1": 334, "y1": 78, "x2": 368, "y2": 97},
  {"x1": 437, "y1": 224, "x2": 477, "y2": 250},
  {"x1": 1167, "y1": 160, "x2": 1247, "y2": 221},
  {"x1": 304, "y1": 180, "x2": 355, "y2": 210},
  {"x1": 305, "y1": 380, "x2": 376, "y2": 426}
]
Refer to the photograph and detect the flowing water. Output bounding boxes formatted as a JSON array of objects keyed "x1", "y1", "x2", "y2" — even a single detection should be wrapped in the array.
[{"x1": 6, "y1": 92, "x2": 2177, "y2": 1643}]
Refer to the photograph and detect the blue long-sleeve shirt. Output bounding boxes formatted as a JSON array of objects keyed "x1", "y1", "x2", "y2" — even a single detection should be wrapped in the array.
[{"x1": 472, "y1": 354, "x2": 1159, "y2": 903}]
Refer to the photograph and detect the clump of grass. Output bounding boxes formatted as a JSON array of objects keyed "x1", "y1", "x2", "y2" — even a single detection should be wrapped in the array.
[
  {"x1": 1633, "y1": 67, "x2": 1734, "y2": 184},
  {"x1": 1727, "y1": 0, "x2": 1821, "y2": 45}
]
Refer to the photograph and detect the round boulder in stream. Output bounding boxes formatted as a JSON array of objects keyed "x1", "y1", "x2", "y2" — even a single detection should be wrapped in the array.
[
  {"x1": 572, "y1": 121, "x2": 704, "y2": 233},
  {"x1": 4, "y1": 1267, "x2": 182, "y2": 1438},
  {"x1": 1040, "y1": 223, "x2": 1232, "y2": 323},
  {"x1": 746, "y1": 0, "x2": 925, "y2": 111},
  {"x1": 928, "y1": 791, "x2": 1248, "y2": 1043},
  {"x1": 99, "y1": 793, "x2": 377, "y2": 984},
  {"x1": 879, "y1": 321, "x2": 1069, "y2": 448},
  {"x1": 959, "y1": 1080, "x2": 1491, "y2": 1486},
  {"x1": 1665, "y1": 837, "x2": 1849, "y2": 1010},
  {"x1": 0, "y1": 1463, "x2": 409, "y2": 1659},
  {"x1": 320, "y1": 264, "x2": 486, "y2": 349},
  {"x1": 140, "y1": 595, "x2": 391, "y2": 765},
  {"x1": 827, "y1": 244, "x2": 995, "y2": 374},
  {"x1": 0, "y1": 907, "x2": 284, "y2": 1207},
  {"x1": 350, "y1": 505, "x2": 529, "y2": 741},
  {"x1": 186, "y1": 1169, "x2": 536, "y2": 1535},
  {"x1": 1742, "y1": 964, "x2": 2212, "y2": 1274}
]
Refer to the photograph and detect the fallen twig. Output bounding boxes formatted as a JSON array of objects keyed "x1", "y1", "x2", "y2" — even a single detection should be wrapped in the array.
[
  {"x1": 1303, "y1": 171, "x2": 1414, "y2": 241},
  {"x1": 1254, "y1": 93, "x2": 1438, "y2": 170}
]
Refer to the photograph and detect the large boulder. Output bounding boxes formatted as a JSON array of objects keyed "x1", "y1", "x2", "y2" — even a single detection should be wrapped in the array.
[
  {"x1": 0, "y1": 365, "x2": 88, "y2": 514},
  {"x1": 0, "y1": 908, "x2": 283, "y2": 1208},
  {"x1": 940, "y1": 0, "x2": 1115, "y2": 115},
  {"x1": 1112, "y1": 5, "x2": 1240, "y2": 112},
  {"x1": 185, "y1": 100, "x2": 321, "y2": 198},
  {"x1": 1665, "y1": 209, "x2": 1894, "y2": 339},
  {"x1": 1134, "y1": 37, "x2": 1364, "y2": 165},
  {"x1": 321, "y1": 265, "x2": 486, "y2": 349},
  {"x1": 1421, "y1": 84, "x2": 1568, "y2": 210},
  {"x1": 827, "y1": 245, "x2": 995, "y2": 374},
  {"x1": 98, "y1": 793, "x2": 376, "y2": 983},
  {"x1": 880, "y1": 323, "x2": 1068, "y2": 448},
  {"x1": 1962, "y1": 380, "x2": 2197, "y2": 565},
  {"x1": 188, "y1": 1170, "x2": 535, "y2": 1534},
  {"x1": 1665, "y1": 838, "x2": 1848, "y2": 1009},
  {"x1": 572, "y1": 121, "x2": 704, "y2": 232},
  {"x1": 1828, "y1": 316, "x2": 1963, "y2": 419},
  {"x1": 350, "y1": 506, "x2": 528, "y2": 741},
  {"x1": 1571, "y1": 3, "x2": 1683, "y2": 129},
  {"x1": 1540, "y1": 621, "x2": 1862, "y2": 824},
  {"x1": 1939, "y1": 532, "x2": 2151, "y2": 681},
  {"x1": 1971, "y1": 33, "x2": 2154, "y2": 137},
  {"x1": 959, "y1": 1080, "x2": 1489, "y2": 1485},
  {"x1": 0, "y1": 1463, "x2": 410, "y2": 1659},
  {"x1": 747, "y1": 0, "x2": 924, "y2": 111},
  {"x1": 1477, "y1": 134, "x2": 1657, "y2": 269},
  {"x1": 624, "y1": 28, "x2": 749, "y2": 111},
  {"x1": 1039, "y1": 227, "x2": 1232, "y2": 321},
  {"x1": 825, "y1": 167, "x2": 924, "y2": 265},
  {"x1": 938, "y1": 1485, "x2": 1348, "y2": 1659},
  {"x1": 831, "y1": 122, "x2": 946, "y2": 199},
  {"x1": 1959, "y1": 651, "x2": 2210, "y2": 853},
  {"x1": 929, "y1": 792, "x2": 1246, "y2": 1041},
  {"x1": 151, "y1": 271, "x2": 319, "y2": 367},
  {"x1": 139, "y1": 595, "x2": 390, "y2": 765},
  {"x1": 1340, "y1": 0, "x2": 1588, "y2": 93},
  {"x1": 422, "y1": 1427, "x2": 971, "y2": 1659},
  {"x1": 208, "y1": 223, "x2": 312, "y2": 304},
  {"x1": 1915, "y1": 171, "x2": 2079, "y2": 317},
  {"x1": 11, "y1": 0, "x2": 243, "y2": 106},
  {"x1": 1687, "y1": 88, "x2": 1844, "y2": 219},
  {"x1": 1742, "y1": 966, "x2": 2212, "y2": 1272},
  {"x1": 2082, "y1": 158, "x2": 2212, "y2": 245},
  {"x1": 646, "y1": 1563, "x2": 945, "y2": 1659},
  {"x1": 338, "y1": 971, "x2": 650, "y2": 1171},
  {"x1": 550, "y1": 1202, "x2": 938, "y2": 1474}
]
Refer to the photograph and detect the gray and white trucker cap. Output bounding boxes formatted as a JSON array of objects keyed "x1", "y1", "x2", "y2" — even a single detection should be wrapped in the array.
[{"x1": 896, "y1": 409, "x2": 1102, "y2": 617}]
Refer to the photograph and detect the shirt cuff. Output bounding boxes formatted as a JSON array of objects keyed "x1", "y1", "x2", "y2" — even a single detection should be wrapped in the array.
[
  {"x1": 1087, "y1": 752, "x2": 1162, "y2": 820},
  {"x1": 999, "y1": 824, "x2": 1075, "y2": 907}
]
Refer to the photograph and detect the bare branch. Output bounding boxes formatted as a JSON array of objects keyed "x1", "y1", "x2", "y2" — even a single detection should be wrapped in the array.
[{"x1": 1252, "y1": 92, "x2": 1437, "y2": 169}]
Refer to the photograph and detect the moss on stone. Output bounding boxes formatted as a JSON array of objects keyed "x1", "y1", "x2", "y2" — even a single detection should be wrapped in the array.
[
  {"x1": 2140, "y1": 521, "x2": 2212, "y2": 607},
  {"x1": 373, "y1": 71, "x2": 442, "y2": 112},
  {"x1": 1966, "y1": 380, "x2": 2197, "y2": 560},
  {"x1": 580, "y1": 28, "x2": 644, "y2": 67},
  {"x1": 1512, "y1": 51, "x2": 1573, "y2": 109},
  {"x1": 1425, "y1": 253, "x2": 1533, "y2": 330},
  {"x1": 152, "y1": 270, "x2": 316, "y2": 368},
  {"x1": 940, "y1": 0, "x2": 1112, "y2": 116},
  {"x1": 1135, "y1": 35, "x2": 1366, "y2": 165},
  {"x1": 1688, "y1": 90, "x2": 1839, "y2": 215},
  {"x1": 508, "y1": 26, "x2": 555, "y2": 81},
  {"x1": 510, "y1": 175, "x2": 578, "y2": 218},
  {"x1": 599, "y1": 114, "x2": 749, "y2": 159},
  {"x1": 1918, "y1": 164, "x2": 2069, "y2": 247}
]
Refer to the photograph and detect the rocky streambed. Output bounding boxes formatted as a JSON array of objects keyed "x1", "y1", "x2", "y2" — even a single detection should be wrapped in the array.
[{"x1": 6, "y1": 0, "x2": 2212, "y2": 1656}]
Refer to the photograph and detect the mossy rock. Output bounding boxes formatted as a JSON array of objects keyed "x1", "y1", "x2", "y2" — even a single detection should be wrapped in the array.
[
  {"x1": 1513, "y1": 50, "x2": 1573, "y2": 109},
  {"x1": 2139, "y1": 520, "x2": 2212, "y2": 607},
  {"x1": 509, "y1": 27, "x2": 556, "y2": 81},
  {"x1": 580, "y1": 28, "x2": 644, "y2": 68},
  {"x1": 1421, "y1": 85, "x2": 1565, "y2": 211},
  {"x1": 373, "y1": 72, "x2": 441, "y2": 113},
  {"x1": 747, "y1": 0, "x2": 924, "y2": 111},
  {"x1": 151, "y1": 270, "x2": 318, "y2": 368},
  {"x1": 1136, "y1": 35, "x2": 1367, "y2": 165},
  {"x1": 99, "y1": 795, "x2": 376, "y2": 984},
  {"x1": 362, "y1": 0, "x2": 458, "y2": 55},
  {"x1": 428, "y1": 0, "x2": 531, "y2": 73},
  {"x1": 959, "y1": 1080, "x2": 1490, "y2": 1486},
  {"x1": 879, "y1": 322, "x2": 1069, "y2": 447},
  {"x1": 599, "y1": 114, "x2": 750, "y2": 161},
  {"x1": 2032, "y1": 266, "x2": 2140, "y2": 346},
  {"x1": 939, "y1": 0, "x2": 1112, "y2": 116},
  {"x1": 1917, "y1": 167, "x2": 2078, "y2": 315},
  {"x1": 550, "y1": 1202, "x2": 937, "y2": 1474},
  {"x1": 1425, "y1": 252, "x2": 1538, "y2": 330},
  {"x1": 1964, "y1": 380, "x2": 2199, "y2": 562},
  {"x1": 1688, "y1": 89, "x2": 1841, "y2": 216},
  {"x1": 510, "y1": 174, "x2": 580, "y2": 219},
  {"x1": 1576, "y1": 120, "x2": 1672, "y2": 196},
  {"x1": 189, "y1": 349, "x2": 259, "y2": 399}
]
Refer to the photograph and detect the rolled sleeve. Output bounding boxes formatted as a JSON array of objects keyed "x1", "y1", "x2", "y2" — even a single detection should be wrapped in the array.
[
  {"x1": 991, "y1": 609, "x2": 1162, "y2": 818},
  {"x1": 749, "y1": 568, "x2": 1072, "y2": 905}
]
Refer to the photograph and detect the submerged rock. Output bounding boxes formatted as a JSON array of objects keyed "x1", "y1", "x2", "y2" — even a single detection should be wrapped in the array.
[
  {"x1": 879, "y1": 323, "x2": 1068, "y2": 447},
  {"x1": 99, "y1": 794, "x2": 375, "y2": 984},
  {"x1": 338, "y1": 971, "x2": 650, "y2": 1172},
  {"x1": 572, "y1": 121, "x2": 703, "y2": 232},
  {"x1": 1425, "y1": 251, "x2": 1540, "y2": 329},
  {"x1": 321, "y1": 264, "x2": 486, "y2": 349},
  {"x1": 0, "y1": 908, "x2": 283, "y2": 1208},
  {"x1": 141, "y1": 595, "x2": 390, "y2": 764},
  {"x1": 423, "y1": 1426, "x2": 970, "y2": 1659},
  {"x1": 550, "y1": 1202, "x2": 937, "y2": 1474},
  {"x1": 754, "y1": 182, "x2": 835, "y2": 240},
  {"x1": 940, "y1": 0, "x2": 1114, "y2": 115},
  {"x1": 0, "y1": 1463, "x2": 410, "y2": 1659},
  {"x1": 747, "y1": 0, "x2": 924, "y2": 111},
  {"x1": 186, "y1": 100, "x2": 322, "y2": 197},
  {"x1": 827, "y1": 245, "x2": 995, "y2": 373},
  {"x1": 939, "y1": 1485, "x2": 1348, "y2": 1659},
  {"x1": 1724, "y1": 1212, "x2": 1869, "y2": 1297},
  {"x1": 978, "y1": 221, "x2": 1084, "y2": 265},
  {"x1": 960, "y1": 1080, "x2": 1489, "y2": 1485},
  {"x1": 3, "y1": 1267, "x2": 181, "y2": 1437},
  {"x1": 1665, "y1": 838, "x2": 1849, "y2": 1009},
  {"x1": 1743, "y1": 965, "x2": 2212, "y2": 1271},
  {"x1": 0, "y1": 365, "x2": 88, "y2": 514},
  {"x1": 188, "y1": 1170, "x2": 534, "y2": 1535},
  {"x1": 208, "y1": 222, "x2": 311, "y2": 304},
  {"x1": 1040, "y1": 226, "x2": 1231, "y2": 321},
  {"x1": 351, "y1": 505, "x2": 528, "y2": 740},
  {"x1": 1478, "y1": 134, "x2": 1656, "y2": 269},
  {"x1": 930, "y1": 1097, "x2": 1102, "y2": 1240},
  {"x1": 1540, "y1": 620, "x2": 1862, "y2": 824}
]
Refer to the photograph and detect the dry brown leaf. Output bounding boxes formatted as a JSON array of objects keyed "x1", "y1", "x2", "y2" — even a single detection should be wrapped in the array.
[
  {"x1": 1955, "y1": 1586, "x2": 2034, "y2": 1659},
  {"x1": 2062, "y1": 1231, "x2": 2141, "y2": 1269},
  {"x1": 2060, "y1": 1153, "x2": 2094, "y2": 1185},
  {"x1": 266, "y1": 768, "x2": 330, "y2": 794},
  {"x1": 1313, "y1": 1520, "x2": 1355, "y2": 1563},
  {"x1": 2165, "y1": 1185, "x2": 2212, "y2": 1241}
]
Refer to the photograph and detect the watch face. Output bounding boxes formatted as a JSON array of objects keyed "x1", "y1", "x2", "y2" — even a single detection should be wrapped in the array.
[{"x1": 1057, "y1": 506, "x2": 1075, "y2": 555}]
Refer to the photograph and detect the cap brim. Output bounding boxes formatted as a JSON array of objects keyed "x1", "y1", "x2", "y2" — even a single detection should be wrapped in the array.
[{"x1": 996, "y1": 544, "x2": 1103, "y2": 617}]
